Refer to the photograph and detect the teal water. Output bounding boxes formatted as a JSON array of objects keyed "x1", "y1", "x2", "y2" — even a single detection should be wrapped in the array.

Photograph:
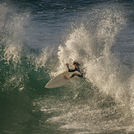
[{"x1": 1, "y1": 0, "x2": 134, "y2": 133}]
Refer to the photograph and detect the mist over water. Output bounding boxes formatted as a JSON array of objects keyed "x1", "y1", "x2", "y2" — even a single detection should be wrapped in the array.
[{"x1": 1, "y1": 0, "x2": 134, "y2": 134}]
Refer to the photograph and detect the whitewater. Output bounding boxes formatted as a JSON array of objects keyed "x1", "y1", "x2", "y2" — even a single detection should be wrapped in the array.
[{"x1": 1, "y1": 0, "x2": 134, "y2": 134}]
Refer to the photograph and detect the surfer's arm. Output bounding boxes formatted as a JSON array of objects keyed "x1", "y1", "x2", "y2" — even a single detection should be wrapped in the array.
[{"x1": 67, "y1": 66, "x2": 76, "y2": 72}]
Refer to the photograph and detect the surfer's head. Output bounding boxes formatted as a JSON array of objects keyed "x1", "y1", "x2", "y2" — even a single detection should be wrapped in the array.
[{"x1": 73, "y1": 61, "x2": 80, "y2": 67}]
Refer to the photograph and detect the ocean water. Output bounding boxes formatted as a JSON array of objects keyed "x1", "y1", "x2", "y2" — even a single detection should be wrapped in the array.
[{"x1": 1, "y1": 0, "x2": 134, "y2": 133}]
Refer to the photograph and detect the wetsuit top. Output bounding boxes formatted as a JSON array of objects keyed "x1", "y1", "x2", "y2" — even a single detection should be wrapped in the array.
[{"x1": 67, "y1": 65, "x2": 85, "y2": 79}]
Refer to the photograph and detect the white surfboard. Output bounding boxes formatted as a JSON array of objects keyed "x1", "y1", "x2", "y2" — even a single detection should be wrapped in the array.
[{"x1": 45, "y1": 71, "x2": 80, "y2": 88}]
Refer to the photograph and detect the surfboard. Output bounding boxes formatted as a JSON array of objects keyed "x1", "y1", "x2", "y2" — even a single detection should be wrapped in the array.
[{"x1": 45, "y1": 71, "x2": 80, "y2": 88}]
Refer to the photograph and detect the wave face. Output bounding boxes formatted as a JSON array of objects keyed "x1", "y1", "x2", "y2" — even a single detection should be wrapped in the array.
[{"x1": 1, "y1": 0, "x2": 134, "y2": 134}]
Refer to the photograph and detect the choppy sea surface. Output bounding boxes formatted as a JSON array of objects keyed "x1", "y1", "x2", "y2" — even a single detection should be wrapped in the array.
[{"x1": 1, "y1": 0, "x2": 134, "y2": 133}]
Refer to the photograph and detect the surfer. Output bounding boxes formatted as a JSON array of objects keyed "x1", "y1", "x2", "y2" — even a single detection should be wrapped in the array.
[{"x1": 64, "y1": 61, "x2": 84, "y2": 79}]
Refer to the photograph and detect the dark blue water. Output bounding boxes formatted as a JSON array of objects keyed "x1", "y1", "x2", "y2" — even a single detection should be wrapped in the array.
[{"x1": 1, "y1": 0, "x2": 134, "y2": 133}]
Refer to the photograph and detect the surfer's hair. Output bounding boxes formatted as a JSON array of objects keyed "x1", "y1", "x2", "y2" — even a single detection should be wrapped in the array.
[{"x1": 73, "y1": 61, "x2": 80, "y2": 66}]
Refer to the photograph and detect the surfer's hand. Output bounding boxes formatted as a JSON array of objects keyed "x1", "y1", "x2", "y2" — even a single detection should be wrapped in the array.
[{"x1": 66, "y1": 63, "x2": 69, "y2": 66}]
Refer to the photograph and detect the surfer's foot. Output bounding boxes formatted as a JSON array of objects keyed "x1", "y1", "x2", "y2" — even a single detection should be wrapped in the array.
[{"x1": 64, "y1": 75, "x2": 69, "y2": 79}]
